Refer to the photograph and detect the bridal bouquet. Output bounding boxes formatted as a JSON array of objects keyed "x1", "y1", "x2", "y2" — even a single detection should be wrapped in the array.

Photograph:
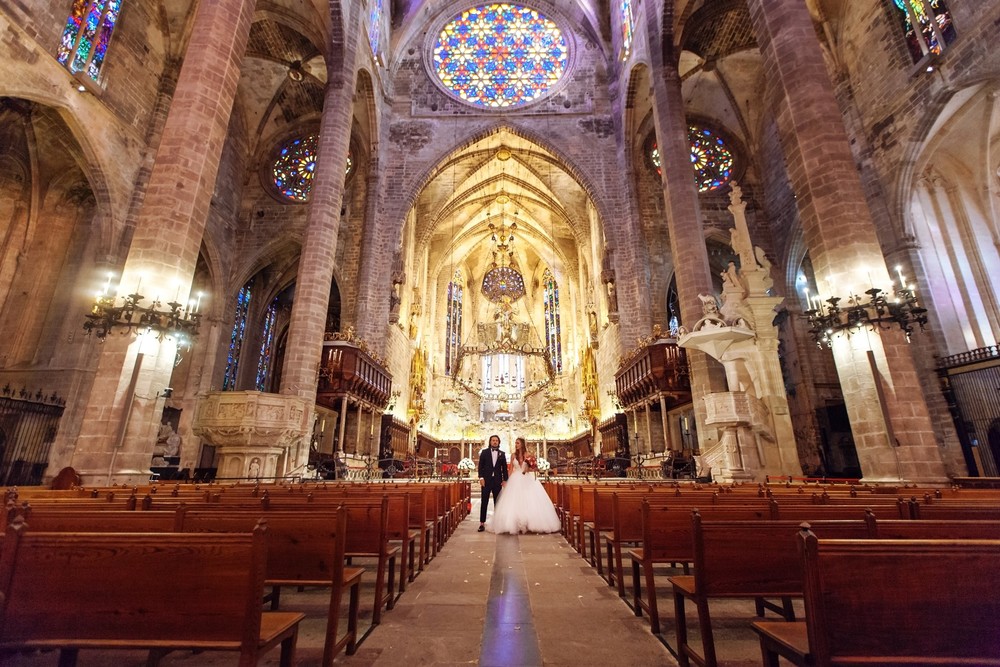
[{"x1": 525, "y1": 454, "x2": 538, "y2": 470}]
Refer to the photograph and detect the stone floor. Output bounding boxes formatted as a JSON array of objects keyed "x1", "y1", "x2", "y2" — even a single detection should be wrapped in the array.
[{"x1": 6, "y1": 499, "x2": 789, "y2": 666}]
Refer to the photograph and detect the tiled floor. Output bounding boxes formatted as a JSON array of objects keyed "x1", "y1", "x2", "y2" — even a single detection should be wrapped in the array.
[{"x1": 5, "y1": 501, "x2": 787, "y2": 666}]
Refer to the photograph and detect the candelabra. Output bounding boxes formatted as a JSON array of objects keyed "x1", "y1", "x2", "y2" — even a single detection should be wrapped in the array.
[
  {"x1": 83, "y1": 288, "x2": 202, "y2": 341},
  {"x1": 803, "y1": 284, "x2": 927, "y2": 348}
]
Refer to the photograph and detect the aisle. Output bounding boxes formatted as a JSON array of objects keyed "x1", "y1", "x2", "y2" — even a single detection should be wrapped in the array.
[{"x1": 348, "y1": 501, "x2": 673, "y2": 667}]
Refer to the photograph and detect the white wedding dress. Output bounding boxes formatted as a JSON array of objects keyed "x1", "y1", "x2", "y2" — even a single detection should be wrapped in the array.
[{"x1": 486, "y1": 458, "x2": 561, "y2": 534}]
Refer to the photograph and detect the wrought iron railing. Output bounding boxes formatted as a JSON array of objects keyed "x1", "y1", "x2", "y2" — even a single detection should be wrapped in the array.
[
  {"x1": 937, "y1": 345, "x2": 1000, "y2": 369},
  {"x1": 0, "y1": 385, "x2": 66, "y2": 486}
]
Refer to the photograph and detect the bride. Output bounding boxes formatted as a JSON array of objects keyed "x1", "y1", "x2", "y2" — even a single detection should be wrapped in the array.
[{"x1": 487, "y1": 437, "x2": 561, "y2": 534}]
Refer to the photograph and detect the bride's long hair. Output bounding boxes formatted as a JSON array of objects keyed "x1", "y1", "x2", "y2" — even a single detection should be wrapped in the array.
[{"x1": 513, "y1": 437, "x2": 527, "y2": 463}]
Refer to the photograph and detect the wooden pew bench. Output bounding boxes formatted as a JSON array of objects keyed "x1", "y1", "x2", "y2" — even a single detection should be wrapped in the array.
[
  {"x1": 406, "y1": 486, "x2": 436, "y2": 569},
  {"x1": 865, "y1": 515, "x2": 1000, "y2": 539},
  {"x1": 752, "y1": 530, "x2": 1000, "y2": 666},
  {"x1": 338, "y1": 496, "x2": 400, "y2": 626},
  {"x1": 670, "y1": 515, "x2": 871, "y2": 667},
  {"x1": 628, "y1": 503, "x2": 780, "y2": 637},
  {"x1": 181, "y1": 507, "x2": 364, "y2": 666},
  {"x1": 603, "y1": 493, "x2": 646, "y2": 596},
  {"x1": 907, "y1": 501, "x2": 1000, "y2": 520},
  {"x1": 0, "y1": 519, "x2": 302, "y2": 666},
  {"x1": 3, "y1": 508, "x2": 185, "y2": 533},
  {"x1": 177, "y1": 494, "x2": 395, "y2": 586}
]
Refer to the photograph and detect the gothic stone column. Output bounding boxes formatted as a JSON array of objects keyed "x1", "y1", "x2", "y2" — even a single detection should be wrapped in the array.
[
  {"x1": 279, "y1": 48, "x2": 360, "y2": 471},
  {"x1": 746, "y1": 0, "x2": 947, "y2": 482},
  {"x1": 643, "y1": 17, "x2": 728, "y2": 457},
  {"x1": 69, "y1": 0, "x2": 256, "y2": 484}
]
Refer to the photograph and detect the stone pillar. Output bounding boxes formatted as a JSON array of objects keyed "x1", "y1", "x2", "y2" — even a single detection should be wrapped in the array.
[
  {"x1": 746, "y1": 0, "x2": 947, "y2": 482},
  {"x1": 279, "y1": 46, "x2": 360, "y2": 471},
  {"x1": 336, "y1": 396, "x2": 348, "y2": 456},
  {"x1": 644, "y1": 402, "x2": 654, "y2": 454},
  {"x1": 642, "y1": 5, "x2": 727, "y2": 456},
  {"x1": 69, "y1": 0, "x2": 256, "y2": 484},
  {"x1": 659, "y1": 395, "x2": 672, "y2": 452},
  {"x1": 941, "y1": 180, "x2": 1000, "y2": 337},
  {"x1": 353, "y1": 154, "x2": 385, "y2": 344}
]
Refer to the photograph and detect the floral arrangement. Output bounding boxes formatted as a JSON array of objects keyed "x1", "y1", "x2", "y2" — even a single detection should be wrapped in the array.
[
  {"x1": 525, "y1": 454, "x2": 538, "y2": 470},
  {"x1": 457, "y1": 457, "x2": 476, "y2": 471},
  {"x1": 535, "y1": 457, "x2": 551, "y2": 472}
]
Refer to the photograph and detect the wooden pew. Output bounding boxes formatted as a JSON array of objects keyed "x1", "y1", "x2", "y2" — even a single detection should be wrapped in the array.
[
  {"x1": 865, "y1": 515, "x2": 1000, "y2": 539},
  {"x1": 752, "y1": 529, "x2": 1000, "y2": 666},
  {"x1": 627, "y1": 502, "x2": 775, "y2": 634},
  {"x1": 407, "y1": 485, "x2": 436, "y2": 569},
  {"x1": 181, "y1": 508, "x2": 364, "y2": 665},
  {"x1": 583, "y1": 486, "x2": 615, "y2": 573},
  {"x1": 180, "y1": 493, "x2": 398, "y2": 628},
  {"x1": 341, "y1": 496, "x2": 399, "y2": 626},
  {"x1": 0, "y1": 518, "x2": 302, "y2": 666},
  {"x1": 604, "y1": 492, "x2": 646, "y2": 596},
  {"x1": 769, "y1": 499, "x2": 897, "y2": 521},
  {"x1": 670, "y1": 515, "x2": 870, "y2": 667},
  {"x1": 381, "y1": 492, "x2": 418, "y2": 593},
  {"x1": 3, "y1": 508, "x2": 185, "y2": 532},
  {"x1": 574, "y1": 484, "x2": 596, "y2": 558},
  {"x1": 908, "y1": 501, "x2": 1000, "y2": 520},
  {"x1": 564, "y1": 484, "x2": 583, "y2": 544}
]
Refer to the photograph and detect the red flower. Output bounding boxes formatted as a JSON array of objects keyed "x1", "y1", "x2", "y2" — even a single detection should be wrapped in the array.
[{"x1": 525, "y1": 455, "x2": 538, "y2": 470}]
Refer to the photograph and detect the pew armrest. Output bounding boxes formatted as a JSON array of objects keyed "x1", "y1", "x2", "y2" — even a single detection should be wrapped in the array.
[{"x1": 751, "y1": 620, "x2": 809, "y2": 667}]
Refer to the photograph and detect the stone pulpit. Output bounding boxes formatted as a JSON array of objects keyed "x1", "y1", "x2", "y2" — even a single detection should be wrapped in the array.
[
  {"x1": 678, "y1": 183, "x2": 801, "y2": 482},
  {"x1": 193, "y1": 391, "x2": 311, "y2": 480}
]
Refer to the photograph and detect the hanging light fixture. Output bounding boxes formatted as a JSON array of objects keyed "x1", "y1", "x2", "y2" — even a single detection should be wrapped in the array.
[
  {"x1": 802, "y1": 266, "x2": 928, "y2": 348},
  {"x1": 83, "y1": 272, "x2": 203, "y2": 342}
]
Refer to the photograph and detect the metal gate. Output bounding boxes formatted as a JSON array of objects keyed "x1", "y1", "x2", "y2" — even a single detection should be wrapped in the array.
[
  {"x1": 938, "y1": 346, "x2": 1000, "y2": 476},
  {"x1": 0, "y1": 386, "x2": 65, "y2": 486}
]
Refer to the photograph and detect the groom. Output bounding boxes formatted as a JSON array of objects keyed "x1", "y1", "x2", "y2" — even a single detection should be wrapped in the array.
[{"x1": 478, "y1": 434, "x2": 509, "y2": 531}]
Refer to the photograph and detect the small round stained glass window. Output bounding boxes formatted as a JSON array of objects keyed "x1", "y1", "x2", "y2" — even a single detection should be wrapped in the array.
[
  {"x1": 649, "y1": 125, "x2": 734, "y2": 193},
  {"x1": 272, "y1": 135, "x2": 354, "y2": 203},
  {"x1": 689, "y1": 126, "x2": 733, "y2": 192},
  {"x1": 433, "y1": 3, "x2": 569, "y2": 109}
]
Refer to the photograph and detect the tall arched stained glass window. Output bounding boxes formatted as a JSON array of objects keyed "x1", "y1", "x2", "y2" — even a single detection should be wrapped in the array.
[
  {"x1": 667, "y1": 277, "x2": 681, "y2": 337},
  {"x1": 271, "y1": 134, "x2": 354, "y2": 203},
  {"x1": 620, "y1": 0, "x2": 635, "y2": 60},
  {"x1": 57, "y1": 0, "x2": 122, "y2": 81},
  {"x1": 223, "y1": 280, "x2": 253, "y2": 391},
  {"x1": 892, "y1": 0, "x2": 955, "y2": 64},
  {"x1": 368, "y1": 0, "x2": 384, "y2": 58},
  {"x1": 542, "y1": 269, "x2": 562, "y2": 374},
  {"x1": 649, "y1": 125, "x2": 734, "y2": 193},
  {"x1": 255, "y1": 297, "x2": 278, "y2": 392},
  {"x1": 433, "y1": 3, "x2": 569, "y2": 109},
  {"x1": 445, "y1": 270, "x2": 463, "y2": 376}
]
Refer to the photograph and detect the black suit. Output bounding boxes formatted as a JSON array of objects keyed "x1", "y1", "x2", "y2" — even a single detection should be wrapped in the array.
[{"x1": 478, "y1": 446, "x2": 509, "y2": 523}]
